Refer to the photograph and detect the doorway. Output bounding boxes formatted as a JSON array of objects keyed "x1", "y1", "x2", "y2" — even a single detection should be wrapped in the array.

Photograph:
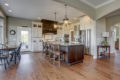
[{"x1": 17, "y1": 27, "x2": 31, "y2": 51}]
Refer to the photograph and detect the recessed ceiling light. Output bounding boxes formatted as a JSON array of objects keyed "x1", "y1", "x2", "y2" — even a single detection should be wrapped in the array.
[
  {"x1": 4, "y1": 3, "x2": 9, "y2": 6},
  {"x1": 8, "y1": 10, "x2": 12, "y2": 12}
]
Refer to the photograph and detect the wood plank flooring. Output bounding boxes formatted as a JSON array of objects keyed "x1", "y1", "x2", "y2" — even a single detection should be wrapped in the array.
[{"x1": 0, "y1": 52, "x2": 120, "y2": 80}]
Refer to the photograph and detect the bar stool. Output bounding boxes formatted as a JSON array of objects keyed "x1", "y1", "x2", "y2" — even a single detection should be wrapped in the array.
[
  {"x1": 45, "y1": 42, "x2": 50, "y2": 58},
  {"x1": 48, "y1": 43, "x2": 54, "y2": 63},
  {"x1": 53, "y1": 44, "x2": 61, "y2": 67},
  {"x1": 42, "y1": 42, "x2": 46, "y2": 55}
]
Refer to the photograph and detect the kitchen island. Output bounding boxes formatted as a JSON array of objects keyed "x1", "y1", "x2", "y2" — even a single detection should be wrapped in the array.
[{"x1": 60, "y1": 43, "x2": 84, "y2": 66}]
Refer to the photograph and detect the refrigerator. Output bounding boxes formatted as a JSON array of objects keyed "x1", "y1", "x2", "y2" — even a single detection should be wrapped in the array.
[{"x1": 80, "y1": 29, "x2": 91, "y2": 55}]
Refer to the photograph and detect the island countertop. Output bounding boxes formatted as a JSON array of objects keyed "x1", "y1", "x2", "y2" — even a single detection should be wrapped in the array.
[{"x1": 60, "y1": 43, "x2": 84, "y2": 46}]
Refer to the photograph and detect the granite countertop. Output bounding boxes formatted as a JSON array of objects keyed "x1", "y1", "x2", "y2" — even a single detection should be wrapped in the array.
[{"x1": 60, "y1": 43, "x2": 84, "y2": 46}]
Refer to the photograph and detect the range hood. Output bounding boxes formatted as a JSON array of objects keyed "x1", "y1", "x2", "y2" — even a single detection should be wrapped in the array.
[{"x1": 41, "y1": 19, "x2": 57, "y2": 34}]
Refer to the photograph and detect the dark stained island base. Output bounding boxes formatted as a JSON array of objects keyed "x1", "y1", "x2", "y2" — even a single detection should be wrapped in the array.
[{"x1": 60, "y1": 43, "x2": 84, "y2": 66}]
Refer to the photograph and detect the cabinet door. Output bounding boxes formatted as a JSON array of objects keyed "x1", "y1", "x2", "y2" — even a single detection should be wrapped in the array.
[
  {"x1": 37, "y1": 27, "x2": 42, "y2": 37},
  {"x1": 32, "y1": 23, "x2": 42, "y2": 38},
  {"x1": 32, "y1": 24, "x2": 38, "y2": 37},
  {"x1": 69, "y1": 46, "x2": 76, "y2": 63},
  {"x1": 32, "y1": 38, "x2": 38, "y2": 51},
  {"x1": 76, "y1": 45, "x2": 84, "y2": 61},
  {"x1": 37, "y1": 38, "x2": 43, "y2": 51}
]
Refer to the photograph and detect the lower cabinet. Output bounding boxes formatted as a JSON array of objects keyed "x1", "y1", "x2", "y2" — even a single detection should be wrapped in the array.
[
  {"x1": 61, "y1": 45, "x2": 84, "y2": 65},
  {"x1": 32, "y1": 38, "x2": 43, "y2": 52}
]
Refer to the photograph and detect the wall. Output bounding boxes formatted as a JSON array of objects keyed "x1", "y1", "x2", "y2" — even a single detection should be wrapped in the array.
[
  {"x1": 56, "y1": 16, "x2": 97, "y2": 57},
  {"x1": 96, "y1": 0, "x2": 120, "y2": 19},
  {"x1": 8, "y1": 17, "x2": 33, "y2": 45},
  {"x1": 96, "y1": 18, "x2": 106, "y2": 45},
  {"x1": 106, "y1": 15, "x2": 120, "y2": 53},
  {"x1": 0, "y1": 18, "x2": 4, "y2": 43},
  {"x1": 106, "y1": 15, "x2": 120, "y2": 32},
  {"x1": 8, "y1": 17, "x2": 32, "y2": 27},
  {"x1": 0, "y1": 6, "x2": 7, "y2": 43},
  {"x1": 80, "y1": 16, "x2": 96, "y2": 56}
]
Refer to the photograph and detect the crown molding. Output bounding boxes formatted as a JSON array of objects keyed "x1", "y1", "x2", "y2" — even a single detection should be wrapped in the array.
[
  {"x1": 80, "y1": 0, "x2": 115, "y2": 9},
  {"x1": 96, "y1": 0, "x2": 115, "y2": 8}
]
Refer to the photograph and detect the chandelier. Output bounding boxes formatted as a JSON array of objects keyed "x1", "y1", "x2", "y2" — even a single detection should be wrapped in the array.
[{"x1": 63, "y1": 4, "x2": 69, "y2": 24}]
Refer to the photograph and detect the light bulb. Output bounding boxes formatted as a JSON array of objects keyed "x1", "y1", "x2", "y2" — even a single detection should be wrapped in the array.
[
  {"x1": 63, "y1": 18, "x2": 69, "y2": 24},
  {"x1": 54, "y1": 24, "x2": 57, "y2": 29}
]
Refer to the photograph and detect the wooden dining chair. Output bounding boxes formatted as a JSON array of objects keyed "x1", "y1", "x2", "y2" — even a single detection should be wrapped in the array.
[
  {"x1": 10, "y1": 43, "x2": 22, "y2": 64},
  {"x1": 0, "y1": 44, "x2": 9, "y2": 69}
]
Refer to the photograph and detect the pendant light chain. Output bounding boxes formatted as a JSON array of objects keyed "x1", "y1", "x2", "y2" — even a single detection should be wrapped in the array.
[
  {"x1": 65, "y1": 4, "x2": 67, "y2": 19},
  {"x1": 54, "y1": 12, "x2": 56, "y2": 21},
  {"x1": 54, "y1": 12, "x2": 58, "y2": 29},
  {"x1": 63, "y1": 3, "x2": 69, "y2": 24}
]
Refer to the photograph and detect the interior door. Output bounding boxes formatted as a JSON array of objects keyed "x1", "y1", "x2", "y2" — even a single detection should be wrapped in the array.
[{"x1": 17, "y1": 27, "x2": 31, "y2": 51}]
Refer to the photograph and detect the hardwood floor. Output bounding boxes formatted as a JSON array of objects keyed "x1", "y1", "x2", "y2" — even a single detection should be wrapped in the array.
[{"x1": 0, "y1": 52, "x2": 120, "y2": 80}]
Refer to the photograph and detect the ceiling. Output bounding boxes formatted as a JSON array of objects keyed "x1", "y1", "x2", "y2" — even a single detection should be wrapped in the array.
[
  {"x1": 0, "y1": 0, "x2": 84, "y2": 21},
  {"x1": 80, "y1": 0, "x2": 115, "y2": 8}
]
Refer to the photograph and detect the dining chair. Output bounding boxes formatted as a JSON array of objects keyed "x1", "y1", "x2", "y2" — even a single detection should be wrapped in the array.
[
  {"x1": 0, "y1": 43, "x2": 9, "y2": 69},
  {"x1": 10, "y1": 43, "x2": 22, "y2": 64}
]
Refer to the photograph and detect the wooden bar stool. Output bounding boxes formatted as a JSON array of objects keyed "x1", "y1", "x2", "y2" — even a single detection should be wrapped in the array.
[
  {"x1": 53, "y1": 44, "x2": 61, "y2": 67},
  {"x1": 48, "y1": 43, "x2": 54, "y2": 63},
  {"x1": 42, "y1": 42, "x2": 46, "y2": 55},
  {"x1": 45, "y1": 42, "x2": 50, "y2": 58}
]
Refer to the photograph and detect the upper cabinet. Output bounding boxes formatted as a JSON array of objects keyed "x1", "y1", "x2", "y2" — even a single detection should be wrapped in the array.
[
  {"x1": 41, "y1": 19, "x2": 57, "y2": 34},
  {"x1": 32, "y1": 22, "x2": 42, "y2": 38}
]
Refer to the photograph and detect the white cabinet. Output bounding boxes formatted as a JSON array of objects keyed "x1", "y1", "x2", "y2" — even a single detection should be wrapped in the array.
[
  {"x1": 32, "y1": 38, "x2": 43, "y2": 52},
  {"x1": 32, "y1": 22, "x2": 43, "y2": 52},
  {"x1": 32, "y1": 22, "x2": 42, "y2": 38}
]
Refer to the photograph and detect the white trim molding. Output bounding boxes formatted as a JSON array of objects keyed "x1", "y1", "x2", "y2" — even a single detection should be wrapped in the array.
[{"x1": 80, "y1": 0, "x2": 115, "y2": 9}]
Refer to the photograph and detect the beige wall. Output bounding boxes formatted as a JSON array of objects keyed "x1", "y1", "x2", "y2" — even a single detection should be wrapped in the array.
[
  {"x1": 8, "y1": 17, "x2": 33, "y2": 44},
  {"x1": 106, "y1": 15, "x2": 120, "y2": 32},
  {"x1": 8, "y1": 17, "x2": 33, "y2": 27},
  {"x1": 0, "y1": 6, "x2": 7, "y2": 43},
  {"x1": 106, "y1": 15, "x2": 120, "y2": 53},
  {"x1": 96, "y1": 0, "x2": 120, "y2": 19},
  {"x1": 96, "y1": 18, "x2": 106, "y2": 45}
]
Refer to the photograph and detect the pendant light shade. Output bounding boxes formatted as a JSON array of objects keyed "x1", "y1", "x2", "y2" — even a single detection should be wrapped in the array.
[
  {"x1": 63, "y1": 18, "x2": 69, "y2": 24},
  {"x1": 54, "y1": 24, "x2": 57, "y2": 28},
  {"x1": 63, "y1": 4, "x2": 69, "y2": 24}
]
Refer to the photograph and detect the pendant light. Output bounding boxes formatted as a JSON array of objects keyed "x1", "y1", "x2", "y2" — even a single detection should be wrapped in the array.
[
  {"x1": 63, "y1": 4, "x2": 69, "y2": 24},
  {"x1": 54, "y1": 12, "x2": 57, "y2": 29}
]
